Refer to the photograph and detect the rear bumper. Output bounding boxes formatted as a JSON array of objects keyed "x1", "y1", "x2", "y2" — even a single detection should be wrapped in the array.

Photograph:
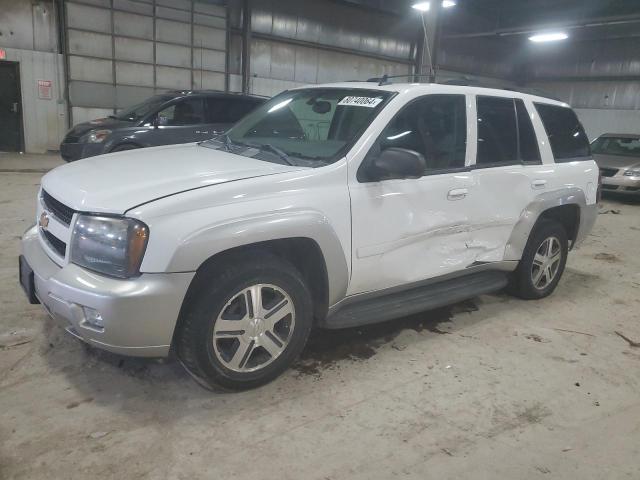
[
  {"x1": 59, "y1": 142, "x2": 106, "y2": 162},
  {"x1": 21, "y1": 226, "x2": 194, "y2": 357}
]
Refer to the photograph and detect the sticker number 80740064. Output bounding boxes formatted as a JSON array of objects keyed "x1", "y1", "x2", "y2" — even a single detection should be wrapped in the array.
[{"x1": 337, "y1": 96, "x2": 383, "y2": 108}]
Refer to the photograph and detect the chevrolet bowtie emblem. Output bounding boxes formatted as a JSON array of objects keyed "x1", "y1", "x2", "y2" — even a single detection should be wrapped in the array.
[{"x1": 39, "y1": 211, "x2": 50, "y2": 230}]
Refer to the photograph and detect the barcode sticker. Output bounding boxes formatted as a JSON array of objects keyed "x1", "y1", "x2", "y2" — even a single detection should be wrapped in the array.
[{"x1": 338, "y1": 96, "x2": 383, "y2": 108}]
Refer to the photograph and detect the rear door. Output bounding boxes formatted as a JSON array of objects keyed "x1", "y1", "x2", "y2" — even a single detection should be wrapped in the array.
[
  {"x1": 465, "y1": 95, "x2": 542, "y2": 263},
  {"x1": 205, "y1": 97, "x2": 262, "y2": 135}
]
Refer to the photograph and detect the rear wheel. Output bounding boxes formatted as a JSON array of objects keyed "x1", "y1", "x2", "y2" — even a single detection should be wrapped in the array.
[
  {"x1": 175, "y1": 252, "x2": 313, "y2": 391},
  {"x1": 509, "y1": 220, "x2": 568, "y2": 300}
]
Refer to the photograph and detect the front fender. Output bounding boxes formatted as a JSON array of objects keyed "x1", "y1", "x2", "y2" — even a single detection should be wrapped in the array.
[{"x1": 166, "y1": 209, "x2": 350, "y2": 306}]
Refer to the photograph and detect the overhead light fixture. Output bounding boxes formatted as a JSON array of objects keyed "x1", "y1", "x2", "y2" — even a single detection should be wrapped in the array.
[
  {"x1": 528, "y1": 32, "x2": 569, "y2": 43},
  {"x1": 411, "y1": 2, "x2": 430, "y2": 12},
  {"x1": 442, "y1": 0, "x2": 456, "y2": 7}
]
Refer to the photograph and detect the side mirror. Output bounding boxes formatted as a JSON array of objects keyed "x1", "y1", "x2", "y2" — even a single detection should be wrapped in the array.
[
  {"x1": 151, "y1": 115, "x2": 160, "y2": 129},
  {"x1": 370, "y1": 147, "x2": 426, "y2": 180}
]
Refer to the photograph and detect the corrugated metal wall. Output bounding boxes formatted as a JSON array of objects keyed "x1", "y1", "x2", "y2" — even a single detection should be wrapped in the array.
[
  {"x1": 439, "y1": 38, "x2": 517, "y2": 80},
  {"x1": 228, "y1": 0, "x2": 415, "y2": 97},
  {"x1": 64, "y1": 0, "x2": 228, "y2": 124},
  {"x1": 0, "y1": 0, "x2": 67, "y2": 152},
  {"x1": 524, "y1": 38, "x2": 640, "y2": 139}
]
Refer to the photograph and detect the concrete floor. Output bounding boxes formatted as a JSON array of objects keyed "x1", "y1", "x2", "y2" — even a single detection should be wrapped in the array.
[{"x1": 1, "y1": 153, "x2": 639, "y2": 479}]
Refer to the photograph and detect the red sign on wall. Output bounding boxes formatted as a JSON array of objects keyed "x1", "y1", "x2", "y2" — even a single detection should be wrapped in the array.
[
  {"x1": 38, "y1": 80, "x2": 53, "y2": 100},
  {"x1": 0, "y1": 49, "x2": 6, "y2": 60}
]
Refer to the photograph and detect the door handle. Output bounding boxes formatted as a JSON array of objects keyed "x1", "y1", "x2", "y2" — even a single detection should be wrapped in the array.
[
  {"x1": 531, "y1": 179, "x2": 547, "y2": 189},
  {"x1": 447, "y1": 188, "x2": 468, "y2": 200},
  {"x1": 195, "y1": 131, "x2": 209, "y2": 134}
]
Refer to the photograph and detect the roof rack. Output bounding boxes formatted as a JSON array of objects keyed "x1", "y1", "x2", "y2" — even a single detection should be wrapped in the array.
[
  {"x1": 362, "y1": 74, "x2": 561, "y2": 101},
  {"x1": 366, "y1": 74, "x2": 434, "y2": 86}
]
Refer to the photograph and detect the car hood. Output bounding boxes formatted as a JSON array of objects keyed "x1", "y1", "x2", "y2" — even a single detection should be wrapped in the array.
[
  {"x1": 593, "y1": 153, "x2": 640, "y2": 170},
  {"x1": 64, "y1": 117, "x2": 136, "y2": 140},
  {"x1": 42, "y1": 143, "x2": 305, "y2": 214}
]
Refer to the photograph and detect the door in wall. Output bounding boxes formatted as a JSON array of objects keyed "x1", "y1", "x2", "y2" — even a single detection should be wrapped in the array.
[{"x1": 0, "y1": 61, "x2": 23, "y2": 152}]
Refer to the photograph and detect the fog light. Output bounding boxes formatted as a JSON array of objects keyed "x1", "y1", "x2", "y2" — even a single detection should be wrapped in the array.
[{"x1": 82, "y1": 307, "x2": 104, "y2": 329}]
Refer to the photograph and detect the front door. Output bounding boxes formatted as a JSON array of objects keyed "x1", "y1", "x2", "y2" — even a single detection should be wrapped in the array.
[
  {"x1": 153, "y1": 97, "x2": 211, "y2": 145},
  {"x1": 349, "y1": 94, "x2": 475, "y2": 295},
  {"x1": 0, "y1": 61, "x2": 23, "y2": 151}
]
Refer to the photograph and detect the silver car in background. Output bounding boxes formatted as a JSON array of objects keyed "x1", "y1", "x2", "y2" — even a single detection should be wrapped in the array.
[{"x1": 592, "y1": 133, "x2": 640, "y2": 195}]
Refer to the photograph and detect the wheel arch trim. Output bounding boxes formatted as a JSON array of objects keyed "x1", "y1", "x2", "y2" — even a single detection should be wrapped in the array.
[
  {"x1": 504, "y1": 187, "x2": 594, "y2": 261},
  {"x1": 166, "y1": 209, "x2": 349, "y2": 306}
]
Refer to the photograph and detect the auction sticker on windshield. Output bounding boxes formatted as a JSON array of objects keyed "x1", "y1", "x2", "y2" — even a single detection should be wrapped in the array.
[{"x1": 338, "y1": 96, "x2": 383, "y2": 108}]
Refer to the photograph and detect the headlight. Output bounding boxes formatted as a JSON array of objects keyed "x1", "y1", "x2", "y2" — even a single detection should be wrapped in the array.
[
  {"x1": 624, "y1": 169, "x2": 640, "y2": 177},
  {"x1": 70, "y1": 215, "x2": 149, "y2": 278},
  {"x1": 84, "y1": 129, "x2": 112, "y2": 143}
]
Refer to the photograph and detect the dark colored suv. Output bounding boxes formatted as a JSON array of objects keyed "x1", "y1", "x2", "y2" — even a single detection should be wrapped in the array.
[{"x1": 60, "y1": 91, "x2": 266, "y2": 161}]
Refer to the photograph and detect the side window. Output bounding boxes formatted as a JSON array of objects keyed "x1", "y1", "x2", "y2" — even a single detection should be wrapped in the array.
[
  {"x1": 534, "y1": 103, "x2": 590, "y2": 161},
  {"x1": 476, "y1": 96, "x2": 518, "y2": 165},
  {"x1": 372, "y1": 94, "x2": 467, "y2": 174},
  {"x1": 157, "y1": 98, "x2": 205, "y2": 126},
  {"x1": 515, "y1": 99, "x2": 541, "y2": 164}
]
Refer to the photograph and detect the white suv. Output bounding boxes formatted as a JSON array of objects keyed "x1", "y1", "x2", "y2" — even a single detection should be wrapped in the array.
[{"x1": 19, "y1": 82, "x2": 598, "y2": 390}]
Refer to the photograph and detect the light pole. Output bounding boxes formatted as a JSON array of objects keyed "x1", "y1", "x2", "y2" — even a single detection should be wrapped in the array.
[
  {"x1": 412, "y1": 2, "x2": 434, "y2": 82},
  {"x1": 412, "y1": 1, "x2": 455, "y2": 83}
]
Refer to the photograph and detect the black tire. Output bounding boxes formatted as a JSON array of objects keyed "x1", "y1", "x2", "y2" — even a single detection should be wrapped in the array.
[
  {"x1": 175, "y1": 251, "x2": 313, "y2": 391},
  {"x1": 509, "y1": 220, "x2": 568, "y2": 300},
  {"x1": 111, "y1": 144, "x2": 140, "y2": 152}
]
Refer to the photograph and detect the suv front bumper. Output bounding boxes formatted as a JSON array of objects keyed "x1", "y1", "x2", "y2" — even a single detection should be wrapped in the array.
[{"x1": 20, "y1": 226, "x2": 194, "y2": 357}]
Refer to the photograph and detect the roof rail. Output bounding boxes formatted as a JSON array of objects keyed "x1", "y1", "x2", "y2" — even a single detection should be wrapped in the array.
[
  {"x1": 437, "y1": 76, "x2": 562, "y2": 101},
  {"x1": 360, "y1": 74, "x2": 561, "y2": 101},
  {"x1": 366, "y1": 74, "x2": 433, "y2": 86}
]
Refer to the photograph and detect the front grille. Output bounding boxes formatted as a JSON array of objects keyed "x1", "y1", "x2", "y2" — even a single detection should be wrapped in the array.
[
  {"x1": 42, "y1": 229, "x2": 67, "y2": 257},
  {"x1": 602, "y1": 184, "x2": 619, "y2": 190},
  {"x1": 625, "y1": 187, "x2": 640, "y2": 192},
  {"x1": 600, "y1": 167, "x2": 618, "y2": 178},
  {"x1": 42, "y1": 190, "x2": 75, "y2": 226}
]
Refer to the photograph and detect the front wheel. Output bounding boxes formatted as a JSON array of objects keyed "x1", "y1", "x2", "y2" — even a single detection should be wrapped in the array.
[
  {"x1": 175, "y1": 252, "x2": 313, "y2": 391},
  {"x1": 509, "y1": 220, "x2": 568, "y2": 300}
]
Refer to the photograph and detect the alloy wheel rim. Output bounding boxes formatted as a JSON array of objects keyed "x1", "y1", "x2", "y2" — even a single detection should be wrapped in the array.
[
  {"x1": 212, "y1": 284, "x2": 295, "y2": 373},
  {"x1": 531, "y1": 236, "x2": 562, "y2": 290}
]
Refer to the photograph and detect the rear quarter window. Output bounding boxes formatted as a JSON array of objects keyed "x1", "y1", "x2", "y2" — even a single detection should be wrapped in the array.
[{"x1": 534, "y1": 103, "x2": 590, "y2": 162}]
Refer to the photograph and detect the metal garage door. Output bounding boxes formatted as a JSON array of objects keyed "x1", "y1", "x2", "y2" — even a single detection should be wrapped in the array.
[{"x1": 63, "y1": 0, "x2": 228, "y2": 125}]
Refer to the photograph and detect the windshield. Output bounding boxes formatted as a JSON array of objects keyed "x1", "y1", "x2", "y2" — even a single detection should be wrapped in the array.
[
  {"x1": 592, "y1": 136, "x2": 640, "y2": 158},
  {"x1": 114, "y1": 95, "x2": 174, "y2": 122},
  {"x1": 203, "y1": 88, "x2": 391, "y2": 166}
]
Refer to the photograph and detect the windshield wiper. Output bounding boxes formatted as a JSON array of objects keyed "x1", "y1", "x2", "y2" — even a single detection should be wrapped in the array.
[
  {"x1": 254, "y1": 143, "x2": 296, "y2": 166},
  {"x1": 220, "y1": 133, "x2": 233, "y2": 152}
]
